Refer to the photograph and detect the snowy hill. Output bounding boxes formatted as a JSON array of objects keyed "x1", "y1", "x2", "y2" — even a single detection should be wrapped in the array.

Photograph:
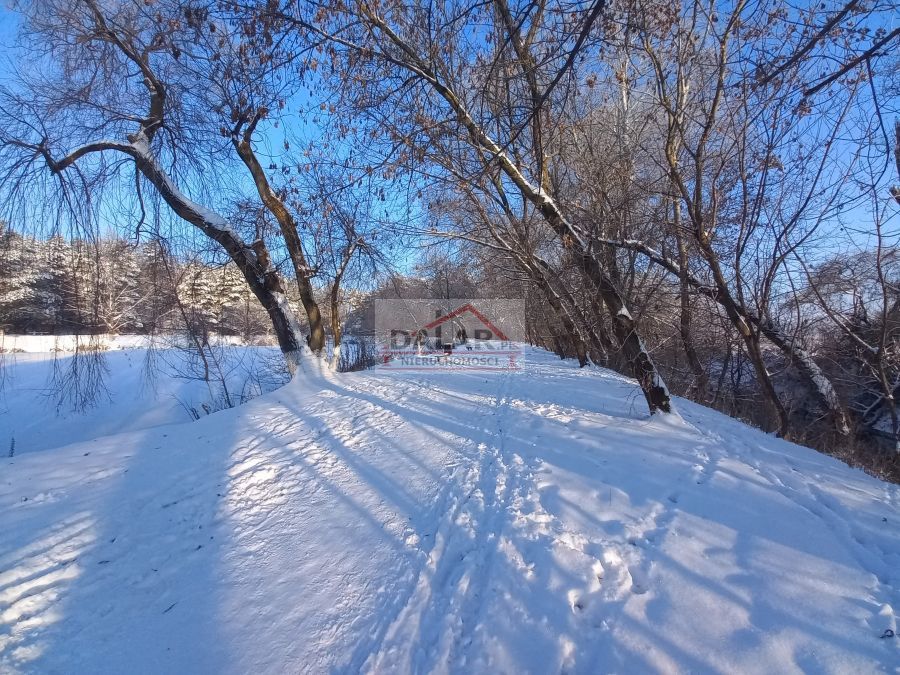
[{"x1": 1, "y1": 346, "x2": 898, "y2": 673}]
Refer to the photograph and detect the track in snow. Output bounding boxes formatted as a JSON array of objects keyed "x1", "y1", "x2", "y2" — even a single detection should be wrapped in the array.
[{"x1": 2, "y1": 347, "x2": 899, "y2": 674}]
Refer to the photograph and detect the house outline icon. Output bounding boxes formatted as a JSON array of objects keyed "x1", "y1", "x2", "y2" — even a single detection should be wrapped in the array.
[
  {"x1": 380, "y1": 301, "x2": 520, "y2": 369},
  {"x1": 418, "y1": 302, "x2": 510, "y2": 341}
]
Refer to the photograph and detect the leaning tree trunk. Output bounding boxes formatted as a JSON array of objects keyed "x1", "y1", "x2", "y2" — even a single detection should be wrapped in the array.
[
  {"x1": 754, "y1": 318, "x2": 850, "y2": 436},
  {"x1": 233, "y1": 122, "x2": 327, "y2": 355},
  {"x1": 701, "y1": 251, "x2": 791, "y2": 436},
  {"x1": 24, "y1": 17, "x2": 309, "y2": 376},
  {"x1": 526, "y1": 267, "x2": 589, "y2": 367},
  {"x1": 357, "y1": 13, "x2": 671, "y2": 413},
  {"x1": 577, "y1": 253, "x2": 672, "y2": 413},
  {"x1": 127, "y1": 145, "x2": 306, "y2": 374},
  {"x1": 40, "y1": 141, "x2": 307, "y2": 374},
  {"x1": 606, "y1": 236, "x2": 851, "y2": 435},
  {"x1": 531, "y1": 252, "x2": 614, "y2": 366}
]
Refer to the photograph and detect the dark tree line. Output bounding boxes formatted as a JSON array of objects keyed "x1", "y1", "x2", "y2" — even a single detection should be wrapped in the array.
[{"x1": 0, "y1": 228, "x2": 274, "y2": 338}]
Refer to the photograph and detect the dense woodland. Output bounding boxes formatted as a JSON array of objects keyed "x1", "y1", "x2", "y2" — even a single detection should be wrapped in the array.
[
  {"x1": 0, "y1": 229, "x2": 272, "y2": 337},
  {"x1": 0, "y1": 0, "x2": 898, "y2": 477}
]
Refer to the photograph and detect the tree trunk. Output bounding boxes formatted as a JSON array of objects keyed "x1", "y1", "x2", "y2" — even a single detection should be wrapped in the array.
[
  {"x1": 586, "y1": 289, "x2": 621, "y2": 369},
  {"x1": 525, "y1": 268, "x2": 589, "y2": 367},
  {"x1": 745, "y1": 333, "x2": 791, "y2": 437},
  {"x1": 674, "y1": 212, "x2": 709, "y2": 400},
  {"x1": 708, "y1": 280, "x2": 790, "y2": 436},
  {"x1": 128, "y1": 146, "x2": 305, "y2": 374},
  {"x1": 352, "y1": 18, "x2": 672, "y2": 414},
  {"x1": 688, "y1": 237, "x2": 791, "y2": 436},
  {"x1": 755, "y1": 318, "x2": 850, "y2": 435},
  {"x1": 578, "y1": 253, "x2": 672, "y2": 413},
  {"x1": 329, "y1": 280, "x2": 343, "y2": 369},
  {"x1": 297, "y1": 278, "x2": 327, "y2": 354},
  {"x1": 606, "y1": 237, "x2": 850, "y2": 435},
  {"x1": 533, "y1": 253, "x2": 614, "y2": 366},
  {"x1": 233, "y1": 124, "x2": 327, "y2": 355}
]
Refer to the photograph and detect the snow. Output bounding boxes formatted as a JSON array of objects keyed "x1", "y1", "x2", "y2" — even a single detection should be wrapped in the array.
[
  {"x1": 129, "y1": 136, "x2": 240, "y2": 238},
  {"x1": 1, "y1": 346, "x2": 898, "y2": 673},
  {"x1": 616, "y1": 305, "x2": 633, "y2": 320},
  {"x1": 0, "y1": 334, "x2": 253, "y2": 353},
  {"x1": 0, "y1": 340, "x2": 283, "y2": 454}
]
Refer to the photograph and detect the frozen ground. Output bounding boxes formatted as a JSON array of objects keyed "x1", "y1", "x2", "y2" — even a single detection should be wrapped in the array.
[
  {"x1": 0, "y1": 338, "x2": 283, "y2": 454},
  {"x1": 1, "y1": 346, "x2": 898, "y2": 673}
]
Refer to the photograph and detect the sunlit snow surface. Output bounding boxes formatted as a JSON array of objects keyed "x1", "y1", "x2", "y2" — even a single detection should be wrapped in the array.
[
  {"x1": 0, "y1": 339, "x2": 283, "y2": 454},
  {"x1": 1, "y1": 346, "x2": 898, "y2": 673}
]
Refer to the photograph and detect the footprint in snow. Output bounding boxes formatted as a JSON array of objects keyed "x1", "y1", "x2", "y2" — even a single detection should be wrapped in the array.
[
  {"x1": 692, "y1": 464, "x2": 710, "y2": 485},
  {"x1": 628, "y1": 564, "x2": 650, "y2": 595}
]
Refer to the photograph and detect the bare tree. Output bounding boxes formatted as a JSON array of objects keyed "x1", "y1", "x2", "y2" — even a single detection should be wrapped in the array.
[
  {"x1": 285, "y1": 0, "x2": 673, "y2": 413},
  {"x1": 0, "y1": 0, "x2": 342, "y2": 372}
]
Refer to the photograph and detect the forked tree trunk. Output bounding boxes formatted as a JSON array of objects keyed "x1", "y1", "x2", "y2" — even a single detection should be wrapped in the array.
[
  {"x1": 128, "y1": 146, "x2": 306, "y2": 374},
  {"x1": 42, "y1": 143, "x2": 306, "y2": 373},
  {"x1": 25, "y1": 11, "x2": 309, "y2": 375}
]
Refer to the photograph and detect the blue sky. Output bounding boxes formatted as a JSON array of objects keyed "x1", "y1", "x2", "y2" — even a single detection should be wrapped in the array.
[
  {"x1": 0, "y1": 2, "x2": 423, "y2": 277},
  {"x1": 0, "y1": 1, "x2": 894, "y2": 270},
  {"x1": 0, "y1": 5, "x2": 19, "y2": 82}
]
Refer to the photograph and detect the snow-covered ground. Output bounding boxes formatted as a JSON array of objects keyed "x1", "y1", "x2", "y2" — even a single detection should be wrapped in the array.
[
  {"x1": 1, "y1": 346, "x2": 898, "y2": 673},
  {"x1": 0, "y1": 339, "x2": 284, "y2": 454},
  {"x1": 0, "y1": 333, "x2": 262, "y2": 353}
]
